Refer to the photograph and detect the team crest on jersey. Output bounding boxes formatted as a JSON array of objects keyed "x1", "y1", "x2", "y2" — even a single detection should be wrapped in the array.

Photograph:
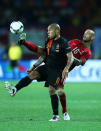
[{"x1": 56, "y1": 44, "x2": 59, "y2": 52}]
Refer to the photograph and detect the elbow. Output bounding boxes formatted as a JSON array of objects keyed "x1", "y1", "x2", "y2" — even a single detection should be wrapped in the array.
[
  {"x1": 71, "y1": 52, "x2": 74, "y2": 63},
  {"x1": 69, "y1": 52, "x2": 74, "y2": 64},
  {"x1": 67, "y1": 51, "x2": 74, "y2": 64}
]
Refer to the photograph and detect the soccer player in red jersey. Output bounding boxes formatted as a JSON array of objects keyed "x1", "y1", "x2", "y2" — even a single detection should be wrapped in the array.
[
  {"x1": 17, "y1": 29, "x2": 95, "y2": 120},
  {"x1": 61, "y1": 29, "x2": 95, "y2": 87},
  {"x1": 69, "y1": 30, "x2": 94, "y2": 70}
]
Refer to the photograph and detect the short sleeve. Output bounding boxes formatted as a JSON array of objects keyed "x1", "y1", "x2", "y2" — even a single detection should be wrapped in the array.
[
  {"x1": 63, "y1": 40, "x2": 72, "y2": 54},
  {"x1": 44, "y1": 39, "x2": 49, "y2": 52}
]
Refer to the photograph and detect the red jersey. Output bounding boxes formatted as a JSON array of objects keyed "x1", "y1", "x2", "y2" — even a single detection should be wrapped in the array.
[
  {"x1": 61, "y1": 39, "x2": 92, "y2": 88},
  {"x1": 69, "y1": 39, "x2": 91, "y2": 65}
]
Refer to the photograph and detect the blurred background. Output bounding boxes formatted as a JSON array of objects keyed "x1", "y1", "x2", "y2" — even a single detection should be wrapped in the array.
[{"x1": 0, "y1": 0, "x2": 101, "y2": 81}]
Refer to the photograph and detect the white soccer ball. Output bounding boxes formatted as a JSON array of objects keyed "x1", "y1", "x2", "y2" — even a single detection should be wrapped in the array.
[{"x1": 10, "y1": 21, "x2": 24, "y2": 34}]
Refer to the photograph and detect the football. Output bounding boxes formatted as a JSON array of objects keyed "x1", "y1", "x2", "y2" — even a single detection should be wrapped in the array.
[{"x1": 10, "y1": 21, "x2": 24, "y2": 34}]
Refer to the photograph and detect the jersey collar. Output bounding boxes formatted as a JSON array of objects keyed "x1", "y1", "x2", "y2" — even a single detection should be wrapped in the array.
[{"x1": 81, "y1": 42, "x2": 90, "y2": 49}]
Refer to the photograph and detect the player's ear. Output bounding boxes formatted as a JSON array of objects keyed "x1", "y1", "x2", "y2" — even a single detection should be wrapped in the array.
[
  {"x1": 56, "y1": 29, "x2": 60, "y2": 34},
  {"x1": 91, "y1": 36, "x2": 95, "y2": 41}
]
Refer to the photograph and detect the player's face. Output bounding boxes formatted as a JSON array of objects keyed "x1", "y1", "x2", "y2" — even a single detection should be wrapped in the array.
[
  {"x1": 83, "y1": 30, "x2": 94, "y2": 42},
  {"x1": 47, "y1": 26, "x2": 56, "y2": 39}
]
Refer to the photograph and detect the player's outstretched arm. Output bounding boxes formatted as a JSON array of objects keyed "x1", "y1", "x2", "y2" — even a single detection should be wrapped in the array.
[
  {"x1": 26, "y1": 53, "x2": 46, "y2": 73},
  {"x1": 18, "y1": 32, "x2": 45, "y2": 55},
  {"x1": 33, "y1": 53, "x2": 46, "y2": 67}
]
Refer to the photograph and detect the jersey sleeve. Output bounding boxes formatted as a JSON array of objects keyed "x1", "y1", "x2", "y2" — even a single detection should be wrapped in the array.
[
  {"x1": 63, "y1": 40, "x2": 72, "y2": 54},
  {"x1": 24, "y1": 41, "x2": 38, "y2": 52},
  {"x1": 44, "y1": 39, "x2": 49, "y2": 52},
  {"x1": 80, "y1": 51, "x2": 91, "y2": 65}
]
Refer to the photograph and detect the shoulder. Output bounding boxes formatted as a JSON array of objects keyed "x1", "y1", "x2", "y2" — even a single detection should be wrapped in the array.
[
  {"x1": 60, "y1": 37, "x2": 68, "y2": 43},
  {"x1": 85, "y1": 48, "x2": 92, "y2": 56},
  {"x1": 59, "y1": 37, "x2": 68, "y2": 46},
  {"x1": 60, "y1": 37, "x2": 72, "y2": 52},
  {"x1": 69, "y1": 39, "x2": 82, "y2": 44}
]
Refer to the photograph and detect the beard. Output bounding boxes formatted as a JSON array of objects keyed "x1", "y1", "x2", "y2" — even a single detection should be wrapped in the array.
[
  {"x1": 83, "y1": 38, "x2": 92, "y2": 43},
  {"x1": 83, "y1": 40, "x2": 91, "y2": 42},
  {"x1": 83, "y1": 37, "x2": 91, "y2": 43},
  {"x1": 48, "y1": 34, "x2": 57, "y2": 40}
]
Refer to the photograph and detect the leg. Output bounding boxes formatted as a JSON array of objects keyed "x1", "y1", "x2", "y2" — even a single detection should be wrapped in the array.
[
  {"x1": 49, "y1": 85, "x2": 60, "y2": 121},
  {"x1": 15, "y1": 70, "x2": 40, "y2": 91},
  {"x1": 16, "y1": 64, "x2": 47, "y2": 91},
  {"x1": 5, "y1": 65, "x2": 47, "y2": 96},
  {"x1": 57, "y1": 85, "x2": 70, "y2": 120},
  {"x1": 57, "y1": 85, "x2": 67, "y2": 113},
  {"x1": 5, "y1": 70, "x2": 40, "y2": 96}
]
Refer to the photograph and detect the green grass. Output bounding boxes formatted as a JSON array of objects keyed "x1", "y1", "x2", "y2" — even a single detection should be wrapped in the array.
[{"x1": 0, "y1": 81, "x2": 101, "y2": 131}]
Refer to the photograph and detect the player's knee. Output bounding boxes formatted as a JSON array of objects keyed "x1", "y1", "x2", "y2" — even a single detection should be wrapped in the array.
[
  {"x1": 28, "y1": 71, "x2": 40, "y2": 80},
  {"x1": 57, "y1": 89, "x2": 64, "y2": 96},
  {"x1": 49, "y1": 86, "x2": 56, "y2": 95}
]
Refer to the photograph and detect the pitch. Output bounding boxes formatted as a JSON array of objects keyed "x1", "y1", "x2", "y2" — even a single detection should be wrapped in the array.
[{"x1": 0, "y1": 81, "x2": 101, "y2": 131}]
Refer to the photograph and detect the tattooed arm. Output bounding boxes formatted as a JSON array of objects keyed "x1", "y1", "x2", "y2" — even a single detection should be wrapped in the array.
[
  {"x1": 66, "y1": 52, "x2": 74, "y2": 69},
  {"x1": 26, "y1": 53, "x2": 46, "y2": 73},
  {"x1": 33, "y1": 53, "x2": 46, "y2": 67},
  {"x1": 62, "y1": 52, "x2": 74, "y2": 79}
]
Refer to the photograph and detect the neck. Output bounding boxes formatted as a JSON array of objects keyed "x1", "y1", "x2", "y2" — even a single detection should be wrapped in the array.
[
  {"x1": 83, "y1": 40, "x2": 92, "y2": 48},
  {"x1": 54, "y1": 35, "x2": 60, "y2": 40}
]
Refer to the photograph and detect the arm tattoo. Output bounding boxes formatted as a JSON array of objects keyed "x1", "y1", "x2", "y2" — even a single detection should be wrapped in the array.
[
  {"x1": 33, "y1": 53, "x2": 46, "y2": 67},
  {"x1": 66, "y1": 52, "x2": 74, "y2": 69}
]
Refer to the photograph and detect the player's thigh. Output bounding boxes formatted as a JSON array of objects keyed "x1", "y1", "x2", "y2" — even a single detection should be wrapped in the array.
[
  {"x1": 28, "y1": 70, "x2": 40, "y2": 80},
  {"x1": 47, "y1": 69, "x2": 62, "y2": 89},
  {"x1": 35, "y1": 65, "x2": 48, "y2": 81}
]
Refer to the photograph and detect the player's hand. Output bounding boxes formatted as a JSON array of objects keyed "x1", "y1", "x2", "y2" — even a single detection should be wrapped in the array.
[
  {"x1": 18, "y1": 33, "x2": 26, "y2": 45},
  {"x1": 62, "y1": 67, "x2": 69, "y2": 80},
  {"x1": 26, "y1": 66, "x2": 35, "y2": 73},
  {"x1": 73, "y1": 57, "x2": 82, "y2": 66}
]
